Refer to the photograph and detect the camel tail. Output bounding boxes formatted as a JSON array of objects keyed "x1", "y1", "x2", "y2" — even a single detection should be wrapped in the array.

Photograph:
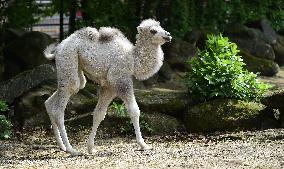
[{"x1": 44, "y1": 43, "x2": 57, "y2": 60}]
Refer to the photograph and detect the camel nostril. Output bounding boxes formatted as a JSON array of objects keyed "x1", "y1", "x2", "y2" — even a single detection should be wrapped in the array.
[{"x1": 163, "y1": 36, "x2": 172, "y2": 42}]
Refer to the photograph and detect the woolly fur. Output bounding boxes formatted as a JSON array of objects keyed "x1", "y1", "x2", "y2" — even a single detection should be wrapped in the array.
[{"x1": 44, "y1": 19, "x2": 171, "y2": 155}]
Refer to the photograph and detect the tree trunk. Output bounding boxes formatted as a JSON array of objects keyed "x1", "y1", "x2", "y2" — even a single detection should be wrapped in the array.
[
  {"x1": 68, "y1": 0, "x2": 76, "y2": 35},
  {"x1": 59, "y1": 0, "x2": 64, "y2": 41}
]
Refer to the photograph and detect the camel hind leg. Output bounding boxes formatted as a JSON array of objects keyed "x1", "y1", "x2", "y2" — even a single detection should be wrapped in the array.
[
  {"x1": 45, "y1": 49, "x2": 82, "y2": 156},
  {"x1": 78, "y1": 70, "x2": 87, "y2": 89},
  {"x1": 45, "y1": 83, "x2": 81, "y2": 156},
  {"x1": 45, "y1": 91, "x2": 66, "y2": 151}
]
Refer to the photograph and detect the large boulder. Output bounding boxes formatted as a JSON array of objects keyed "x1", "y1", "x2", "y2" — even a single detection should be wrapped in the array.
[
  {"x1": 13, "y1": 82, "x2": 98, "y2": 128},
  {"x1": 3, "y1": 29, "x2": 25, "y2": 45},
  {"x1": 15, "y1": 86, "x2": 186, "y2": 135},
  {"x1": 0, "y1": 64, "x2": 56, "y2": 104},
  {"x1": 3, "y1": 31, "x2": 54, "y2": 79},
  {"x1": 245, "y1": 19, "x2": 277, "y2": 44},
  {"x1": 143, "y1": 62, "x2": 186, "y2": 89},
  {"x1": 261, "y1": 89, "x2": 284, "y2": 127},
  {"x1": 272, "y1": 35, "x2": 284, "y2": 66},
  {"x1": 240, "y1": 50, "x2": 279, "y2": 76},
  {"x1": 226, "y1": 24, "x2": 275, "y2": 61},
  {"x1": 141, "y1": 112, "x2": 185, "y2": 134},
  {"x1": 143, "y1": 39, "x2": 195, "y2": 89},
  {"x1": 278, "y1": 28, "x2": 284, "y2": 36},
  {"x1": 135, "y1": 88, "x2": 188, "y2": 118},
  {"x1": 10, "y1": 78, "x2": 188, "y2": 129},
  {"x1": 143, "y1": 62, "x2": 175, "y2": 86},
  {"x1": 13, "y1": 84, "x2": 54, "y2": 128},
  {"x1": 164, "y1": 39, "x2": 197, "y2": 72},
  {"x1": 66, "y1": 111, "x2": 185, "y2": 136},
  {"x1": 185, "y1": 99, "x2": 278, "y2": 132}
]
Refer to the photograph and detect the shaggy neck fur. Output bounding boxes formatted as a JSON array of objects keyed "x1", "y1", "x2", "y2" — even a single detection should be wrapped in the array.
[{"x1": 133, "y1": 34, "x2": 164, "y2": 80}]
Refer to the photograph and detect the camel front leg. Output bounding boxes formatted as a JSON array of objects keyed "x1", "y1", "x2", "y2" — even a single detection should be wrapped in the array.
[{"x1": 123, "y1": 93, "x2": 151, "y2": 150}]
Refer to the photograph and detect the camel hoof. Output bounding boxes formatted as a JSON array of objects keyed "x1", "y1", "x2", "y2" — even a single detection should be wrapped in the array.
[
  {"x1": 140, "y1": 144, "x2": 152, "y2": 150},
  {"x1": 68, "y1": 149, "x2": 82, "y2": 156},
  {"x1": 88, "y1": 147, "x2": 96, "y2": 154}
]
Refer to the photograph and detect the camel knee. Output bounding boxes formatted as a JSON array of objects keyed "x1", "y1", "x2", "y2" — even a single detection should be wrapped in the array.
[
  {"x1": 79, "y1": 72, "x2": 87, "y2": 89},
  {"x1": 44, "y1": 90, "x2": 69, "y2": 118},
  {"x1": 62, "y1": 80, "x2": 80, "y2": 94},
  {"x1": 93, "y1": 109, "x2": 107, "y2": 123},
  {"x1": 45, "y1": 95, "x2": 55, "y2": 116},
  {"x1": 45, "y1": 102, "x2": 63, "y2": 120},
  {"x1": 71, "y1": 81, "x2": 80, "y2": 93},
  {"x1": 127, "y1": 103, "x2": 140, "y2": 118}
]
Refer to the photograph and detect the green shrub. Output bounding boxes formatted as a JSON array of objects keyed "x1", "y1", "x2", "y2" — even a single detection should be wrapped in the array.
[
  {"x1": 110, "y1": 101, "x2": 127, "y2": 117},
  {"x1": 0, "y1": 100, "x2": 12, "y2": 139},
  {"x1": 186, "y1": 34, "x2": 270, "y2": 101}
]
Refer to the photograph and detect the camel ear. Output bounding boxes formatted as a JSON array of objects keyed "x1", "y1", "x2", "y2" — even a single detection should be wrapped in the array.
[
  {"x1": 137, "y1": 26, "x2": 143, "y2": 33},
  {"x1": 88, "y1": 31, "x2": 94, "y2": 40}
]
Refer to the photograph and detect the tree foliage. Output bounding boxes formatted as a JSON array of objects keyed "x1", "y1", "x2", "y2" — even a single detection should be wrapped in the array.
[
  {"x1": 1, "y1": 0, "x2": 50, "y2": 30},
  {"x1": 0, "y1": 100, "x2": 12, "y2": 140},
  {"x1": 1, "y1": 0, "x2": 283, "y2": 39}
]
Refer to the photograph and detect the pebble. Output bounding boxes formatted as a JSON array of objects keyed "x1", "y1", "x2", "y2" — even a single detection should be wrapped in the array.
[{"x1": 0, "y1": 128, "x2": 283, "y2": 168}]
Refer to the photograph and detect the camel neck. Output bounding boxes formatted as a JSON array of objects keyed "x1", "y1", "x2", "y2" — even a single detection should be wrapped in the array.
[{"x1": 133, "y1": 38, "x2": 164, "y2": 80}]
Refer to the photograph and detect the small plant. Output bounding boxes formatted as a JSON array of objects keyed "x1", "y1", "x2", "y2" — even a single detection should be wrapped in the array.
[
  {"x1": 0, "y1": 100, "x2": 12, "y2": 139},
  {"x1": 186, "y1": 34, "x2": 270, "y2": 101},
  {"x1": 109, "y1": 102, "x2": 153, "y2": 134},
  {"x1": 0, "y1": 100, "x2": 8, "y2": 112},
  {"x1": 110, "y1": 101, "x2": 127, "y2": 117}
]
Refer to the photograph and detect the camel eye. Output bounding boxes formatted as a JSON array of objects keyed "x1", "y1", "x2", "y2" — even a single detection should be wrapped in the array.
[{"x1": 150, "y1": 29, "x2": 157, "y2": 35}]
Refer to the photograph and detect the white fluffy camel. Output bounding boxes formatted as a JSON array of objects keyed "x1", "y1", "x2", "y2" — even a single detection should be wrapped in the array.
[{"x1": 44, "y1": 19, "x2": 171, "y2": 156}]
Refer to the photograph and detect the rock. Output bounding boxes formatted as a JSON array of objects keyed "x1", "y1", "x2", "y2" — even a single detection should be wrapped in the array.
[
  {"x1": 13, "y1": 84, "x2": 54, "y2": 128},
  {"x1": 13, "y1": 82, "x2": 98, "y2": 128},
  {"x1": 142, "y1": 112, "x2": 185, "y2": 134},
  {"x1": 164, "y1": 39, "x2": 197, "y2": 72},
  {"x1": 261, "y1": 89, "x2": 284, "y2": 127},
  {"x1": 0, "y1": 64, "x2": 56, "y2": 104},
  {"x1": 246, "y1": 19, "x2": 277, "y2": 44},
  {"x1": 230, "y1": 35, "x2": 275, "y2": 61},
  {"x1": 143, "y1": 62, "x2": 175, "y2": 87},
  {"x1": 10, "y1": 81, "x2": 188, "y2": 128},
  {"x1": 3, "y1": 31, "x2": 54, "y2": 79},
  {"x1": 183, "y1": 29, "x2": 208, "y2": 51},
  {"x1": 3, "y1": 29, "x2": 25, "y2": 45},
  {"x1": 157, "y1": 62, "x2": 174, "y2": 82},
  {"x1": 184, "y1": 99, "x2": 278, "y2": 132},
  {"x1": 135, "y1": 88, "x2": 188, "y2": 118},
  {"x1": 278, "y1": 28, "x2": 284, "y2": 36},
  {"x1": 273, "y1": 35, "x2": 284, "y2": 66},
  {"x1": 260, "y1": 19, "x2": 277, "y2": 44},
  {"x1": 226, "y1": 24, "x2": 275, "y2": 60},
  {"x1": 240, "y1": 50, "x2": 279, "y2": 76},
  {"x1": 0, "y1": 51, "x2": 4, "y2": 80},
  {"x1": 102, "y1": 111, "x2": 185, "y2": 135},
  {"x1": 67, "y1": 111, "x2": 185, "y2": 136}
]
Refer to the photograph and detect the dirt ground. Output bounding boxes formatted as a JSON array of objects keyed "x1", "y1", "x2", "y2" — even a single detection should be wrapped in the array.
[{"x1": 0, "y1": 127, "x2": 283, "y2": 169}]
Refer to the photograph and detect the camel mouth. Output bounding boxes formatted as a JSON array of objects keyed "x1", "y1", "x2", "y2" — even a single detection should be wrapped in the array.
[{"x1": 163, "y1": 36, "x2": 172, "y2": 42}]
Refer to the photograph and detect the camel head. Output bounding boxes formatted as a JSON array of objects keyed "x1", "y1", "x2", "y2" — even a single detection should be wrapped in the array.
[{"x1": 137, "y1": 19, "x2": 172, "y2": 45}]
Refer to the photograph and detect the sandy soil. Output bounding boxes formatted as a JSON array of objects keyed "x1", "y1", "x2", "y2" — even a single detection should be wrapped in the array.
[{"x1": 0, "y1": 128, "x2": 283, "y2": 169}]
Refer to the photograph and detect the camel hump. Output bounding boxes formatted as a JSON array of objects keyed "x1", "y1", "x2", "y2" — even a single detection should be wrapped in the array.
[
  {"x1": 98, "y1": 27, "x2": 123, "y2": 42},
  {"x1": 76, "y1": 27, "x2": 99, "y2": 41}
]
